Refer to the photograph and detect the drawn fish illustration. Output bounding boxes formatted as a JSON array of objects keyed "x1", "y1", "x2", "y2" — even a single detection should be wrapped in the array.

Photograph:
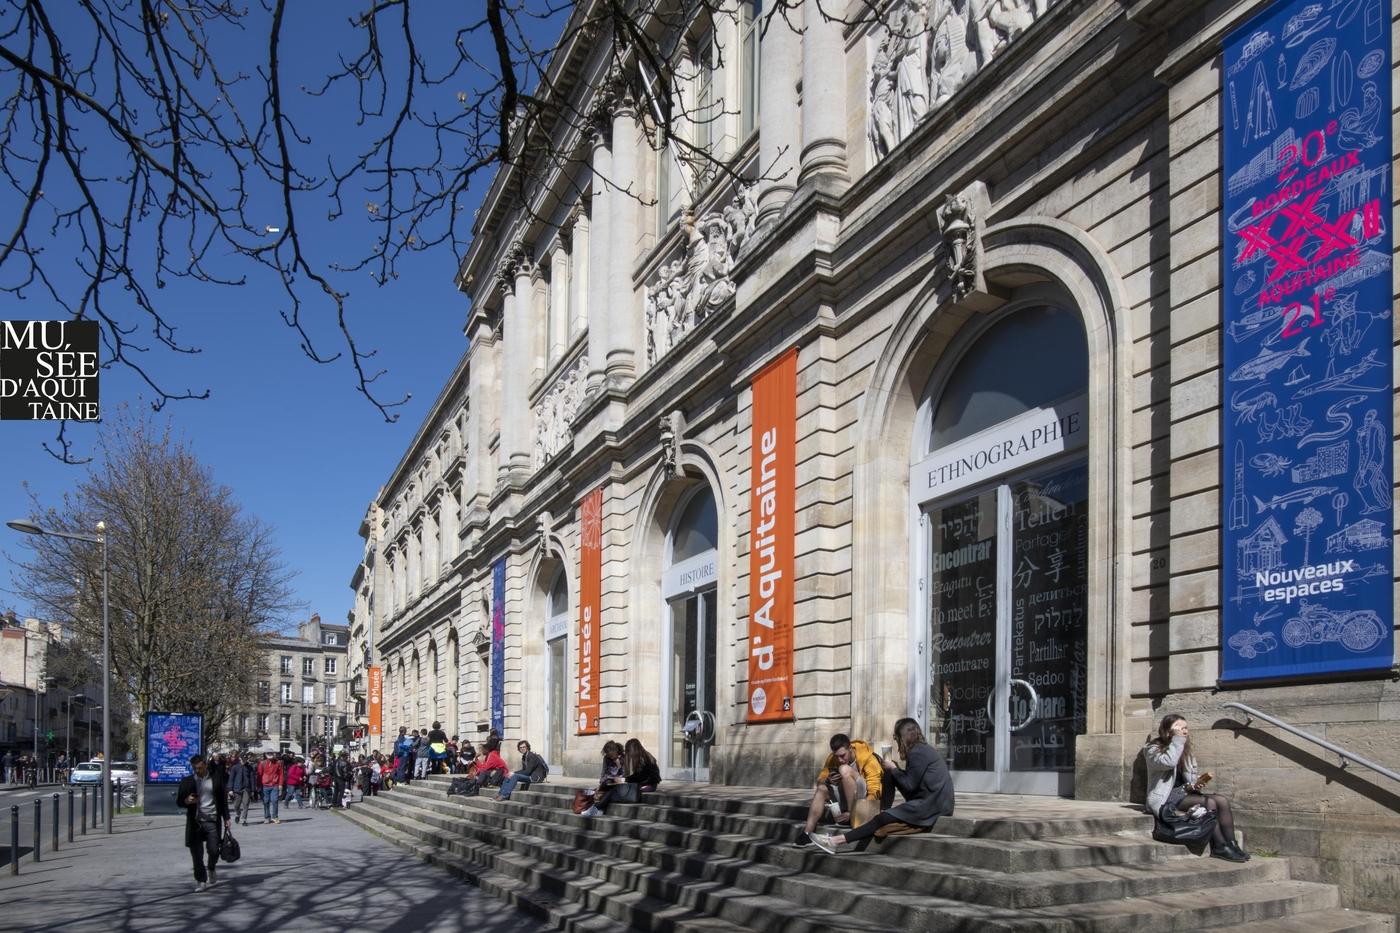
[
  {"x1": 1252, "y1": 485, "x2": 1337, "y2": 512},
  {"x1": 1297, "y1": 394, "x2": 1367, "y2": 447},
  {"x1": 1249, "y1": 453, "x2": 1293, "y2": 477},
  {"x1": 1289, "y1": 38, "x2": 1334, "y2": 89},
  {"x1": 1230, "y1": 337, "x2": 1310, "y2": 382},
  {"x1": 1292, "y1": 349, "x2": 1385, "y2": 396}
]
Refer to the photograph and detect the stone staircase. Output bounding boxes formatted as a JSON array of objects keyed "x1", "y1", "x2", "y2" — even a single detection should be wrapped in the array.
[{"x1": 339, "y1": 774, "x2": 1395, "y2": 932}]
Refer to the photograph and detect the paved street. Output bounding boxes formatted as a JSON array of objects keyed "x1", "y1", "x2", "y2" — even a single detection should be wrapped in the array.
[{"x1": 0, "y1": 798, "x2": 550, "y2": 932}]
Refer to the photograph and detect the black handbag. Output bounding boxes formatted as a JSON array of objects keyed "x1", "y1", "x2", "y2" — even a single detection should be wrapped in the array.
[
  {"x1": 447, "y1": 777, "x2": 480, "y2": 797},
  {"x1": 1153, "y1": 803, "x2": 1217, "y2": 843},
  {"x1": 219, "y1": 831, "x2": 241, "y2": 863}
]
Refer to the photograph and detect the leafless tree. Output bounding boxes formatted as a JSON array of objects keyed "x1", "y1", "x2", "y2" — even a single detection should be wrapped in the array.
[
  {"x1": 0, "y1": 0, "x2": 879, "y2": 461},
  {"x1": 8, "y1": 407, "x2": 297, "y2": 751}
]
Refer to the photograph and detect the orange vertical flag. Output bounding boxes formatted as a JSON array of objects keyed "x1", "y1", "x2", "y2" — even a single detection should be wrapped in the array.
[
  {"x1": 577, "y1": 486, "x2": 604, "y2": 735},
  {"x1": 747, "y1": 347, "x2": 797, "y2": 722},
  {"x1": 367, "y1": 666, "x2": 383, "y2": 736}
]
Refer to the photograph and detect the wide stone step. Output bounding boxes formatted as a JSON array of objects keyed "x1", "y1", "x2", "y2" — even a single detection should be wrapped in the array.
[
  {"x1": 379, "y1": 784, "x2": 1284, "y2": 911},
  {"x1": 369, "y1": 784, "x2": 1299, "y2": 924},
  {"x1": 349, "y1": 797, "x2": 902, "y2": 932},
  {"x1": 428, "y1": 777, "x2": 1153, "y2": 841},
  {"x1": 415, "y1": 777, "x2": 1160, "y2": 869},
  {"x1": 341, "y1": 804, "x2": 757, "y2": 933},
  {"x1": 1209, "y1": 908, "x2": 1397, "y2": 932}
]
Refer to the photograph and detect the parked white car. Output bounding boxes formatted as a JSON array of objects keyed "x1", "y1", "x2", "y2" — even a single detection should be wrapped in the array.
[{"x1": 68, "y1": 760, "x2": 137, "y2": 786}]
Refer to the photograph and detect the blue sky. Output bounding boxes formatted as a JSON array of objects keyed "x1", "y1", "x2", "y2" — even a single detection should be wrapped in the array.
[{"x1": 0, "y1": 3, "x2": 509, "y2": 631}]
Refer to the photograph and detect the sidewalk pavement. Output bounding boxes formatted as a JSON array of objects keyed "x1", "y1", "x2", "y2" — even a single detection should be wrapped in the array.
[{"x1": 0, "y1": 802, "x2": 550, "y2": 932}]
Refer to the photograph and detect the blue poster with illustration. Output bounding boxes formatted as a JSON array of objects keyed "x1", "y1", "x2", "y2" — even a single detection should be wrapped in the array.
[
  {"x1": 145, "y1": 712, "x2": 203, "y2": 783},
  {"x1": 1220, "y1": 0, "x2": 1393, "y2": 683},
  {"x1": 491, "y1": 559, "x2": 505, "y2": 733}
]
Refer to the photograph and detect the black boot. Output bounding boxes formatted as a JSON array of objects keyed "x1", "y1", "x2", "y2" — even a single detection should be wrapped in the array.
[{"x1": 1211, "y1": 841, "x2": 1249, "y2": 862}]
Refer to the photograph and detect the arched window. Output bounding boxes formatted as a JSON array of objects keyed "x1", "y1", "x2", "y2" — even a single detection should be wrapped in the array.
[
  {"x1": 547, "y1": 570, "x2": 569, "y2": 621},
  {"x1": 930, "y1": 306, "x2": 1088, "y2": 450},
  {"x1": 545, "y1": 568, "x2": 570, "y2": 763},
  {"x1": 669, "y1": 486, "x2": 718, "y2": 564}
]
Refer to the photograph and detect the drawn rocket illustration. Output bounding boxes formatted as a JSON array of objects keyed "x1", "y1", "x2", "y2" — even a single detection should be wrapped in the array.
[{"x1": 1230, "y1": 441, "x2": 1249, "y2": 530}]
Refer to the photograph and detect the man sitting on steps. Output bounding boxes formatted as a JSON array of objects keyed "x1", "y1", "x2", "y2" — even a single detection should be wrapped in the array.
[{"x1": 792, "y1": 732, "x2": 885, "y2": 848}]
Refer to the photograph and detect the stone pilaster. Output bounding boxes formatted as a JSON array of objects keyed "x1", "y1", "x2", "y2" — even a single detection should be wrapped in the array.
[
  {"x1": 799, "y1": 0, "x2": 847, "y2": 189},
  {"x1": 510, "y1": 250, "x2": 538, "y2": 474},
  {"x1": 548, "y1": 243, "x2": 570, "y2": 362},
  {"x1": 569, "y1": 206, "x2": 590, "y2": 335},
  {"x1": 586, "y1": 131, "x2": 611, "y2": 394},
  {"x1": 756, "y1": 0, "x2": 801, "y2": 225},
  {"x1": 606, "y1": 100, "x2": 639, "y2": 387}
]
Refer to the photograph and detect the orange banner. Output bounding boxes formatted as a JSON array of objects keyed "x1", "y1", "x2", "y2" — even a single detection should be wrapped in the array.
[
  {"x1": 367, "y1": 666, "x2": 383, "y2": 737},
  {"x1": 747, "y1": 347, "x2": 797, "y2": 722},
  {"x1": 577, "y1": 486, "x2": 603, "y2": 735}
]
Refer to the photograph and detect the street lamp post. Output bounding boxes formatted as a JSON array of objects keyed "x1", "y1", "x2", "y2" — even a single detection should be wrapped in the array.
[{"x1": 8, "y1": 520, "x2": 110, "y2": 834}]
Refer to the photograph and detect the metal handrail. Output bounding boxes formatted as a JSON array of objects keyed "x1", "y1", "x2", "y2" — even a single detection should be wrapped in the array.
[{"x1": 1222, "y1": 701, "x2": 1400, "y2": 785}]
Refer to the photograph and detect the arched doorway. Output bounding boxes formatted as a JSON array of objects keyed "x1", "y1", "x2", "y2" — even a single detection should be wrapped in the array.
[
  {"x1": 544, "y1": 568, "x2": 570, "y2": 764},
  {"x1": 912, "y1": 305, "x2": 1089, "y2": 795},
  {"x1": 662, "y1": 485, "x2": 719, "y2": 780}
]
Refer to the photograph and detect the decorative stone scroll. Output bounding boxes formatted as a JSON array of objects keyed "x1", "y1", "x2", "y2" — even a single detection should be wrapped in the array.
[
  {"x1": 533, "y1": 355, "x2": 587, "y2": 466},
  {"x1": 868, "y1": 0, "x2": 1053, "y2": 161},
  {"x1": 645, "y1": 181, "x2": 758, "y2": 366}
]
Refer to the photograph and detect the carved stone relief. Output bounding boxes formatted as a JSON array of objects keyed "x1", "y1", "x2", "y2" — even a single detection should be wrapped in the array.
[
  {"x1": 644, "y1": 181, "x2": 758, "y2": 366},
  {"x1": 533, "y1": 355, "x2": 587, "y2": 466},
  {"x1": 869, "y1": 0, "x2": 1054, "y2": 162}
]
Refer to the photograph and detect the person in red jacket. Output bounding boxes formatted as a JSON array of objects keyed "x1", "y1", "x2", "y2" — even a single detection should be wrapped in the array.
[
  {"x1": 285, "y1": 758, "x2": 307, "y2": 809},
  {"x1": 475, "y1": 740, "x2": 509, "y2": 789},
  {"x1": 256, "y1": 751, "x2": 284, "y2": 824}
]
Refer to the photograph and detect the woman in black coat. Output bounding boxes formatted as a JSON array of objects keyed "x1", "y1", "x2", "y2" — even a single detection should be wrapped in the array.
[
  {"x1": 810, "y1": 717, "x2": 954, "y2": 854},
  {"x1": 177, "y1": 754, "x2": 231, "y2": 891}
]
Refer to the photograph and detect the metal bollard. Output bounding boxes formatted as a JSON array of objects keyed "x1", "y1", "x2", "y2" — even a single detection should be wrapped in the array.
[
  {"x1": 9, "y1": 806, "x2": 17, "y2": 875},
  {"x1": 51, "y1": 793, "x2": 59, "y2": 852},
  {"x1": 67, "y1": 790, "x2": 74, "y2": 843},
  {"x1": 114, "y1": 780, "x2": 119, "y2": 814},
  {"x1": 80, "y1": 787, "x2": 87, "y2": 835},
  {"x1": 32, "y1": 798, "x2": 40, "y2": 862}
]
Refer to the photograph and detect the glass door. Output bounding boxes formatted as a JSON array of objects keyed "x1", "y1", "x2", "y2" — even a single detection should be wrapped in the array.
[
  {"x1": 928, "y1": 458, "x2": 1088, "y2": 794},
  {"x1": 669, "y1": 589, "x2": 717, "y2": 780},
  {"x1": 547, "y1": 637, "x2": 566, "y2": 765}
]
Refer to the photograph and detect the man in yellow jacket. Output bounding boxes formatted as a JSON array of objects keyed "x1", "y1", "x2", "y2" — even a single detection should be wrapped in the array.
[{"x1": 793, "y1": 733, "x2": 884, "y2": 848}]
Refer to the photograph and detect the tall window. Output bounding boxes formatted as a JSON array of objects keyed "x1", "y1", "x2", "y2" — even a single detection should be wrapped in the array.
[
  {"x1": 279, "y1": 656, "x2": 291, "y2": 674},
  {"x1": 694, "y1": 28, "x2": 717, "y2": 153},
  {"x1": 325, "y1": 658, "x2": 337, "y2": 675},
  {"x1": 302, "y1": 685, "x2": 315, "y2": 704},
  {"x1": 280, "y1": 683, "x2": 292, "y2": 704},
  {"x1": 740, "y1": 0, "x2": 761, "y2": 138},
  {"x1": 257, "y1": 714, "x2": 269, "y2": 734},
  {"x1": 326, "y1": 685, "x2": 337, "y2": 707},
  {"x1": 239, "y1": 715, "x2": 249, "y2": 733},
  {"x1": 278, "y1": 714, "x2": 291, "y2": 735},
  {"x1": 257, "y1": 681, "x2": 270, "y2": 704},
  {"x1": 302, "y1": 657, "x2": 314, "y2": 676}
]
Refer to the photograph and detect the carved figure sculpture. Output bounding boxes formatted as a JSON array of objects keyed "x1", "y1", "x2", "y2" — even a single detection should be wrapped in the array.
[
  {"x1": 869, "y1": 44, "x2": 899, "y2": 160},
  {"x1": 534, "y1": 358, "x2": 587, "y2": 465},
  {"x1": 938, "y1": 191, "x2": 978, "y2": 300}
]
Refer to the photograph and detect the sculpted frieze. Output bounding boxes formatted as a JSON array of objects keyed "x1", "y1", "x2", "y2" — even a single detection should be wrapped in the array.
[
  {"x1": 533, "y1": 355, "x2": 586, "y2": 466},
  {"x1": 645, "y1": 181, "x2": 757, "y2": 366},
  {"x1": 869, "y1": 0, "x2": 1053, "y2": 162}
]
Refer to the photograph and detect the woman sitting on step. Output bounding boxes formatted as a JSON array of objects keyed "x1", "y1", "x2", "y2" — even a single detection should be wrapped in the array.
[
  {"x1": 1142, "y1": 714, "x2": 1249, "y2": 862},
  {"x1": 584, "y1": 738, "x2": 662, "y2": 817},
  {"x1": 580, "y1": 741, "x2": 627, "y2": 818}
]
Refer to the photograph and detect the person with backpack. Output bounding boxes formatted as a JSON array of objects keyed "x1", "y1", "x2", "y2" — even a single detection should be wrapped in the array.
[
  {"x1": 492, "y1": 740, "x2": 549, "y2": 801},
  {"x1": 392, "y1": 727, "x2": 414, "y2": 783}
]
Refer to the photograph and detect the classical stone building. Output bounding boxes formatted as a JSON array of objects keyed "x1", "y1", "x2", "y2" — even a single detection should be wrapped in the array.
[
  {"x1": 222, "y1": 614, "x2": 352, "y2": 755},
  {"x1": 365, "y1": 0, "x2": 1399, "y2": 914}
]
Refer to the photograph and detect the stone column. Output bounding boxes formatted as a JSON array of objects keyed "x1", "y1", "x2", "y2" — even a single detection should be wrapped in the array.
[
  {"x1": 569, "y1": 207, "x2": 590, "y2": 335},
  {"x1": 497, "y1": 254, "x2": 523, "y2": 484},
  {"x1": 607, "y1": 99, "x2": 639, "y2": 385},
  {"x1": 586, "y1": 129, "x2": 611, "y2": 393},
  {"x1": 548, "y1": 242, "x2": 570, "y2": 362},
  {"x1": 756, "y1": 0, "x2": 802, "y2": 226},
  {"x1": 799, "y1": 0, "x2": 847, "y2": 188},
  {"x1": 510, "y1": 252, "x2": 538, "y2": 474}
]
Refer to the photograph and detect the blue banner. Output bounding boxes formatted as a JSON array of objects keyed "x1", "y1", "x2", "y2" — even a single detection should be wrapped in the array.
[
  {"x1": 1220, "y1": 0, "x2": 1393, "y2": 683},
  {"x1": 145, "y1": 712, "x2": 203, "y2": 784},
  {"x1": 491, "y1": 559, "x2": 506, "y2": 733}
]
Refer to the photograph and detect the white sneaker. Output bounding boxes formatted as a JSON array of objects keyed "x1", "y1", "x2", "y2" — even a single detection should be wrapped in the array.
[
  {"x1": 580, "y1": 806, "x2": 602, "y2": 818},
  {"x1": 194, "y1": 882, "x2": 207, "y2": 893},
  {"x1": 809, "y1": 833, "x2": 840, "y2": 855}
]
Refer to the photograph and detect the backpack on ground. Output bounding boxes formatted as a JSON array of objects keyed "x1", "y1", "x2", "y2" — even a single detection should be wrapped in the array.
[{"x1": 447, "y1": 777, "x2": 480, "y2": 797}]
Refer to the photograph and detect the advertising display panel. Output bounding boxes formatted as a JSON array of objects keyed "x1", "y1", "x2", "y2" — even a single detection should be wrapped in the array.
[
  {"x1": 491, "y1": 559, "x2": 506, "y2": 733},
  {"x1": 145, "y1": 711, "x2": 203, "y2": 783}
]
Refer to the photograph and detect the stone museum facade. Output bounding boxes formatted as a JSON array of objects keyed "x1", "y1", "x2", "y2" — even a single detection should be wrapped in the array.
[{"x1": 360, "y1": 0, "x2": 1399, "y2": 913}]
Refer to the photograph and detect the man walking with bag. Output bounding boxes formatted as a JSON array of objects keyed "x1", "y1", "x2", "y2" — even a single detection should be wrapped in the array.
[{"x1": 178, "y1": 754, "x2": 231, "y2": 892}]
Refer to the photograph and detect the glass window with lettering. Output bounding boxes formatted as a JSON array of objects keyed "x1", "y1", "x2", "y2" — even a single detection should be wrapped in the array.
[
  {"x1": 928, "y1": 487, "x2": 999, "y2": 771},
  {"x1": 1009, "y1": 462, "x2": 1088, "y2": 772}
]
